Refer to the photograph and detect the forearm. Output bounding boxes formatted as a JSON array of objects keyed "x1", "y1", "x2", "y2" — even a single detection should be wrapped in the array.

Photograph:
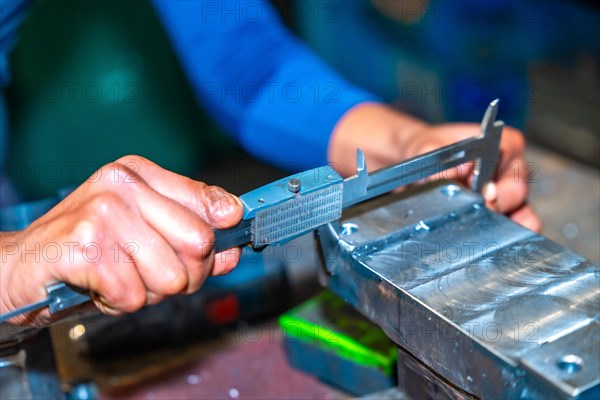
[{"x1": 153, "y1": 0, "x2": 379, "y2": 170}]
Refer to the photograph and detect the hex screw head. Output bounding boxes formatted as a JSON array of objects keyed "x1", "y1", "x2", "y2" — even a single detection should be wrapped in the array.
[{"x1": 288, "y1": 178, "x2": 301, "y2": 193}]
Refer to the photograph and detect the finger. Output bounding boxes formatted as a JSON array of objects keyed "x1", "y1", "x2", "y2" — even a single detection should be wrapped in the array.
[
  {"x1": 113, "y1": 156, "x2": 243, "y2": 229},
  {"x1": 119, "y1": 173, "x2": 232, "y2": 283},
  {"x1": 212, "y1": 247, "x2": 243, "y2": 276},
  {"x1": 116, "y1": 171, "x2": 214, "y2": 255},
  {"x1": 108, "y1": 159, "x2": 243, "y2": 284},
  {"x1": 58, "y1": 188, "x2": 204, "y2": 309},
  {"x1": 494, "y1": 157, "x2": 529, "y2": 214},
  {"x1": 85, "y1": 258, "x2": 146, "y2": 316},
  {"x1": 483, "y1": 182, "x2": 499, "y2": 210},
  {"x1": 120, "y1": 218, "x2": 190, "y2": 298},
  {"x1": 81, "y1": 190, "x2": 193, "y2": 298},
  {"x1": 426, "y1": 161, "x2": 474, "y2": 184},
  {"x1": 509, "y1": 205, "x2": 542, "y2": 232},
  {"x1": 135, "y1": 196, "x2": 217, "y2": 283},
  {"x1": 497, "y1": 126, "x2": 526, "y2": 172},
  {"x1": 406, "y1": 129, "x2": 478, "y2": 184},
  {"x1": 52, "y1": 239, "x2": 147, "y2": 315},
  {"x1": 49, "y1": 196, "x2": 152, "y2": 314},
  {"x1": 196, "y1": 184, "x2": 245, "y2": 229}
]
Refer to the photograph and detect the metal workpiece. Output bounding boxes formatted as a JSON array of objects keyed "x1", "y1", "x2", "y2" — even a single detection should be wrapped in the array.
[{"x1": 317, "y1": 182, "x2": 599, "y2": 399}]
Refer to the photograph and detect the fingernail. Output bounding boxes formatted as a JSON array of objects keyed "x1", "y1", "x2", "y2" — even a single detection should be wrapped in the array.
[
  {"x1": 231, "y1": 194, "x2": 243, "y2": 208},
  {"x1": 207, "y1": 187, "x2": 241, "y2": 209},
  {"x1": 483, "y1": 182, "x2": 497, "y2": 202}
]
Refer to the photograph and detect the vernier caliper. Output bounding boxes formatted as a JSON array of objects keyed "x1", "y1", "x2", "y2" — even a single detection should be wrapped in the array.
[{"x1": 0, "y1": 100, "x2": 503, "y2": 324}]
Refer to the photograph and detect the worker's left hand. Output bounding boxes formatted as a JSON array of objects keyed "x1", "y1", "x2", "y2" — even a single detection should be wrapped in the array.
[{"x1": 328, "y1": 102, "x2": 541, "y2": 232}]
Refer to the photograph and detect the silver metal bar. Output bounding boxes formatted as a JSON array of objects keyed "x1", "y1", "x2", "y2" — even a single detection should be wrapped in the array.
[
  {"x1": 0, "y1": 299, "x2": 50, "y2": 324},
  {"x1": 473, "y1": 98, "x2": 503, "y2": 192}
]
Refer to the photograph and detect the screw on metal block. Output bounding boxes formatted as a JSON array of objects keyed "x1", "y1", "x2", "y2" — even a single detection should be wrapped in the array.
[
  {"x1": 441, "y1": 184, "x2": 461, "y2": 197},
  {"x1": 340, "y1": 223, "x2": 359, "y2": 236},
  {"x1": 288, "y1": 178, "x2": 301, "y2": 193},
  {"x1": 557, "y1": 354, "x2": 583, "y2": 374}
]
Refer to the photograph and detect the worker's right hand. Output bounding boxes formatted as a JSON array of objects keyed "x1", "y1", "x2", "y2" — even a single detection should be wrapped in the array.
[{"x1": 0, "y1": 155, "x2": 244, "y2": 327}]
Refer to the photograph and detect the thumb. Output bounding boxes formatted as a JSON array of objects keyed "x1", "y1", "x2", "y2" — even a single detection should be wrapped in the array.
[
  {"x1": 195, "y1": 185, "x2": 244, "y2": 229},
  {"x1": 111, "y1": 155, "x2": 244, "y2": 229}
]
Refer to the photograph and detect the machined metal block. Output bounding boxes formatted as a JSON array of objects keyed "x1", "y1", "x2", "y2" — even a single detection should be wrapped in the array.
[{"x1": 317, "y1": 182, "x2": 599, "y2": 399}]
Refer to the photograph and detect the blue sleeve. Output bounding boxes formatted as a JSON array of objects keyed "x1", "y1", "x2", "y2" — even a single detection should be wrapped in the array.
[{"x1": 152, "y1": 1, "x2": 379, "y2": 170}]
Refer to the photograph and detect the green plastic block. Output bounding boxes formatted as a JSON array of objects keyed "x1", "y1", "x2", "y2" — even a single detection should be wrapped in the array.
[{"x1": 279, "y1": 290, "x2": 397, "y2": 376}]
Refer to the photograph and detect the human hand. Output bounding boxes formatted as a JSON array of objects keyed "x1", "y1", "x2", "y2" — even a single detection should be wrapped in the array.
[
  {"x1": 328, "y1": 102, "x2": 540, "y2": 232},
  {"x1": 0, "y1": 156, "x2": 243, "y2": 326}
]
